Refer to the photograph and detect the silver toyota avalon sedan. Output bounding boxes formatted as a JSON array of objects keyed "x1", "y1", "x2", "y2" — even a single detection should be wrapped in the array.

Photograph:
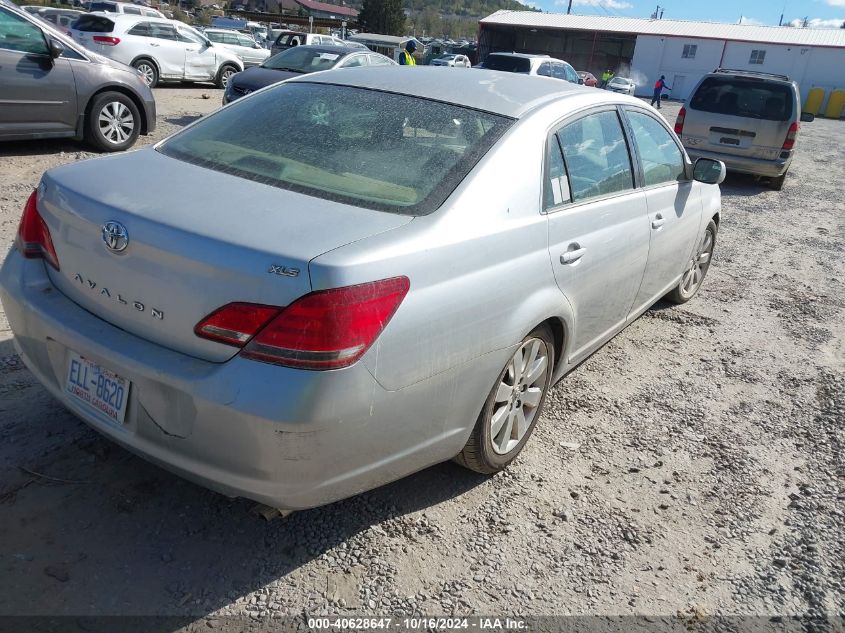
[{"x1": 0, "y1": 68, "x2": 725, "y2": 510}]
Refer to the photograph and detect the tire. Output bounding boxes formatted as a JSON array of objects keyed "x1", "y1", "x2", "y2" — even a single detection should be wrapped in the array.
[
  {"x1": 770, "y1": 171, "x2": 787, "y2": 191},
  {"x1": 132, "y1": 58, "x2": 158, "y2": 88},
  {"x1": 665, "y1": 219, "x2": 717, "y2": 304},
  {"x1": 454, "y1": 324, "x2": 555, "y2": 474},
  {"x1": 85, "y1": 92, "x2": 141, "y2": 153},
  {"x1": 216, "y1": 64, "x2": 238, "y2": 89}
]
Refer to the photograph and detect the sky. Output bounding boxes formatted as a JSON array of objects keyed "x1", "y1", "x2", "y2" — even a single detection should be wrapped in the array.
[{"x1": 524, "y1": 0, "x2": 845, "y2": 28}]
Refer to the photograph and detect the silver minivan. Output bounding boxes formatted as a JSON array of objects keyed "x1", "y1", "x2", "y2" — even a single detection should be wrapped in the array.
[{"x1": 675, "y1": 68, "x2": 813, "y2": 190}]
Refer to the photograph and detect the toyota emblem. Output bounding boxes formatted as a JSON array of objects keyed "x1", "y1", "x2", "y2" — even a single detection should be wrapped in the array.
[{"x1": 102, "y1": 221, "x2": 129, "y2": 253}]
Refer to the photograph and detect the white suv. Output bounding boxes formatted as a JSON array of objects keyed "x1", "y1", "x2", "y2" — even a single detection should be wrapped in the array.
[
  {"x1": 70, "y1": 13, "x2": 243, "y2": 87},
  {"x1": 203, "y1": 28, "x2": 269, "y2": 67},
  {"x1": 88, "y1": 1, "x2": 165, "y2": 18},
  {"x1": 484, "y1": 52, "x2": 580, "y2": 84}
]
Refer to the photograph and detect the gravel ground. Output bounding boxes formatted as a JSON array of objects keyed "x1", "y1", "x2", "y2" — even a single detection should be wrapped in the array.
[{"x1": 0, "y1": 86, "x2": 843, "y2": 625}]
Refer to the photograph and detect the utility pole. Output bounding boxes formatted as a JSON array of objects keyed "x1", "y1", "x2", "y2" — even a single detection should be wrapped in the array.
[{"x1": 566, "y1": 0, "x2": 572, "y2": 14}]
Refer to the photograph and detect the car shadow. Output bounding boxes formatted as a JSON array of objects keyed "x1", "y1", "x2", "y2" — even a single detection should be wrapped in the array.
[
  {"x1": 0, "y1": 340, "x2": 489, "y2": 621},
  {"x1": 719, "y1": 171, "x2": 772, "y2": 197},
  {"x1": 0, "y1": 138, "x2": 92, "y2": 158},
  {"x1": 164, "y1": 115, "x2": 204, "y2": 127}
]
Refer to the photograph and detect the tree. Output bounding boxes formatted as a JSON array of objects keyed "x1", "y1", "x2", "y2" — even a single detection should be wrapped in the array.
[{"x1": 358, "y1": 0, "x2": 405, "y2": 34}]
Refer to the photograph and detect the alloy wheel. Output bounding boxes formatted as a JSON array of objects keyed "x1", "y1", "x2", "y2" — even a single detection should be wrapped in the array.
[
  {"x1": 97, "y1": 101, "x2": 135, "y2": 146},
  {"x1": 490, "y1": 338, "x2": 549, "y2": 455},
  {"x1": 680, "y1": 226, "x2": 714, "y2": 297},
  {"x1": 136, "y1": 63, "x2": 155, "y2": 86}
]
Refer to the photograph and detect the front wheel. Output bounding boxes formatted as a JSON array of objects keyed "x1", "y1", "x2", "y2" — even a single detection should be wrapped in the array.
[
  {"x1": 665, "y1": 219, "x2": 717, "y2": 304},
  {"x1": 86, "y1": 92, "x2": 141, "y2": 152},
  {"x1": 454, "y1": 325, "x2": 555, "y2": 474},
  {"x1": 216, "y1": 64, "x2": 238, "y2": 89}
]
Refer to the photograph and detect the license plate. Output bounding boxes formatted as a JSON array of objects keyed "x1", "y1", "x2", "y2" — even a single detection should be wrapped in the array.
[
  {"x1": 720, "y1": 137, "x2": 740, "y2": 145},
  {"x1": 65, "y1": 351, "x2": 130, "y2": 424}
]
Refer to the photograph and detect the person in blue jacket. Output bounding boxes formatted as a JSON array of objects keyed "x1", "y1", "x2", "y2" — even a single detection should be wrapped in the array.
[{"x1": 651, "y1": 75, "x2": 671, "y2": 108}]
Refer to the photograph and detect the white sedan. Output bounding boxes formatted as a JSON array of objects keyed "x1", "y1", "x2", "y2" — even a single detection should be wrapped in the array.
[
  {"x1": 607, "y1": 76, "x2": 636, "y2": 95},
  {"x1": 430, "y1": 53, "x2": 471, "y2": 68}
]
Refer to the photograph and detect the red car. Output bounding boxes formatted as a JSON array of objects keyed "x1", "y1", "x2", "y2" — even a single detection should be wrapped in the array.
[{"x1": 577, "y1": 71, "x2": 598, "y2": 87}]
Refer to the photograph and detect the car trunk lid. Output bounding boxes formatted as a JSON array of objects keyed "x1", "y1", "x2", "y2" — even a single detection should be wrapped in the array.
[{"x1": 38, "y1": 148, "x2": 412, "y2": 362}]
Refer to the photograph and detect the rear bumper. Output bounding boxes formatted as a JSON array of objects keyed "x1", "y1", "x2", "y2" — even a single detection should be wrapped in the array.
[
  {"x1": 685, "y1": 146, "x2": 791, "y2": 178},
  {"x1": 0, "y1": 250, "x2": 498, "y2": 510}
]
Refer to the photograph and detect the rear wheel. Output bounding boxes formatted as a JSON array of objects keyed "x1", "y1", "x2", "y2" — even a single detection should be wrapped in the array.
[
  {"x1": 665, "y1": 219, "x2": 717, "y2": 304},
  {"x1": 769, "y1": 170, "x2": 787, "y2": 191},
  {"x1": 85, "y1": 92, "x2": 141, "y2": 152},
  {"x1": 216, "y1": 64, "x2": 238, "y2": 89},
  {"x1": 454, "y1": 325, "x2": 554, "y2": 474},
  {"x1": 132, "y1": 59, "x2": 158, "y2": 88}
]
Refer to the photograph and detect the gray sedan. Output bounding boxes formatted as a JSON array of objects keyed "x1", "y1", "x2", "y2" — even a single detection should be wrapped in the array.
[
  {"x1": 0, "y1": 68, "x2": 724, "y2": 510},
  {"x1": 0, "y1": 2, "x2": 155, "y2": 151}
]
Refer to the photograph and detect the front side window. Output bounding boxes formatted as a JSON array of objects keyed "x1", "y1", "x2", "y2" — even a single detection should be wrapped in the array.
[
  {"x1": 551, "y1": 63, "x2": 568, "y2": 81},
  {"x1": 237, "y1": 34, "x2": 254, "y2": 46},
  {"x1": 0, "y1": 7, "x2": 48, "y2": 55},
  {"x1": 750, "y1": 49, "x2": 766, "y2": 64},
  {"x1": 88, "y1": 2, "x2": 117, "y2": 11},
  {"x1": 368, "y1": 53, "x2": 392, "y2": 65},
  {"x1": 206, "y1": 31, "x2": 224, "y2": 42},
  {"x1": 536, "y1": 62, "x2": 551, "y2": 77},
  {"x1": 123, "y1": 6, "x2": 141, "y2": 14},
  {"x1": 626, "y1": 111, "x2": 685, "y2": 187},
  {"x1": 339, "y1": 54, "x2": 366, "y2": 67},
  {"x1": 149, "y1": 23, "x2": 177, "y2": 41},
  {"x1": 262, "y1": 47, "x2": 342, "y2": 72},
  {"x1": 556, "y1": 110, "x2": 634, "y2": 202},
  {"x1": 682, "y1": 44, "x2": 697, "y2": 59},
  {"x1": 158, "y1": 82, "x2": 512, "y2": 215}
]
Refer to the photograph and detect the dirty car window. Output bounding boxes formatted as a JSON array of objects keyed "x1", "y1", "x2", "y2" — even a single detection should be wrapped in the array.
[{"x1": 157, "y1": 83, "x2": 513, "y2": 215}]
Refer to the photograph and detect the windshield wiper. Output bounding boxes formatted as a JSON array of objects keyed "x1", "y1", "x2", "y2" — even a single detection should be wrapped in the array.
[{"x1": 266, "y1": 66, "x2": 306, "y2": 73}]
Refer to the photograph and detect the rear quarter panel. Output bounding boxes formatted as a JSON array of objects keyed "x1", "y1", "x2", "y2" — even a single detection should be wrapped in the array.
[{"x1": 309, "y1": 114, "x2": 573, "y2": 392}]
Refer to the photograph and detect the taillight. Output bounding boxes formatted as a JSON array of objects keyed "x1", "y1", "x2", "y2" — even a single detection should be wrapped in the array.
[
  {"x1": 195, "y1": 277, "x2": 410, "y2": 370},
  {"x1": 15, "y1": 191, "x2": 60, "y2": 271},
  {"x1": 674, "y1": 107, "x2": 686, "y2": 135},
  {"x1": 92, "y1": 35, "x2": 120, "y2": 45},
  {"x1": 782, "y1": 121, "x2": 799, "y2": 150},
  {"x1": 194, "y1": 303, "x2": 280, "y2": 346}
]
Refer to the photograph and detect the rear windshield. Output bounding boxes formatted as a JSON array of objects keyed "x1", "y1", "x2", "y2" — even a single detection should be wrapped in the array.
[
  {"x1": 72, "y1": 14, "x2": 114, "y2": 31},
  {"x1": 89, "y1": 2, "x2": 118, "y2": 11},
  {"x1": 689, "y1": 77, "x2": 794, "y2": 121},
  {"x1": 158, "y1": 82, "x2": 512, "y2": 215},
  {"x1": 485, "y1": 55, "x2": 530, "y2": 73},
  {"x1": 262, "y1": 47, "x2": 345, "y2": 72},
  {"x1": 275, "y1": 32, "x2": 305, "y2": 47}
]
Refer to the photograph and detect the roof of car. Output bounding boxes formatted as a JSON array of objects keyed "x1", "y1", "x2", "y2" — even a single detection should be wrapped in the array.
[
  {"x1": 287, "y1": 44, "x2": 355, "y2": 54},
  {"x1": 488, "y1": 52, "x2": 550, "y2": 59},
  {"x1": 292, "y1": 66, "x2": 596, "y2": 118},
  {"x1": 87, "y1": 12, "x2": 180, "y2": 24}
]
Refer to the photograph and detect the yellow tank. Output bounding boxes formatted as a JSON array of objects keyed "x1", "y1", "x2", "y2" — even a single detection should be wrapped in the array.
[
  {"x1": 803, "y1": 87, "x2": 825, "y2": 115},
  {"x1": 824, "y1": 90, "x2": 845, "y2": 119}
]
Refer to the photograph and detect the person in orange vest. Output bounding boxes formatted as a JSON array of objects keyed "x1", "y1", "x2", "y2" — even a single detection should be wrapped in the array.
[
  {"x1": 650, "y1": 75, "x2": 671, "y2": 108},
  {"x1": 399, "y1": 40, "x2": 417, "y2": 66}
]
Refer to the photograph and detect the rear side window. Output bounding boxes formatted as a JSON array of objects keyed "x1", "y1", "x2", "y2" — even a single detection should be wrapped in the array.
[
  {"x1": 689, "y1": 77, "x2": 793, "y2": 121},
  {"x1": 486, "y1": 55, "x2": 530, "y2": 74},
  {"x1": 557, "y1": 110, "x2": 634, "y2": 202},
  {"x1": 123, "y1": 6, "x2": 141, "y2": 14},
  {"x1": 158, "y1": 82, "x2": 513, "y2": 215},
  {"x1": 72, "y1": 14, "x2": 114, "y2": 32}
]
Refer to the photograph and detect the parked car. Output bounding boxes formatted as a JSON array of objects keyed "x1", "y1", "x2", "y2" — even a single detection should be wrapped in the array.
[
  {"x1": 0, "y1": 67, "x2": 725, "y2": 510},
  {"x1": 484, "y1": 52, "x2": 579, "y2": 84},
  {"x1": 203, "y1": 28, "x2": 269, "y2": 67},
  {"x1": 430, "y1": 53, "x2": 471, "y2": 68},
  {"x1": 27, "y1": 7, "x2": 84, "y2": 34},
  {"x1": 607, "y1": 76, "x2": 635, "y2": 95},
  {"x1": 69, "y1": 13, "x2": 243, "y2": 87},
  {"x1": 675, "y1": 68, "x2": 813, "y2": 190},
  {"x1": 270, "y1": 30, "x2": 346, "y2": 56},
  {"x1": 577, "y1": 70, "x2": 597, "y2": 87},
  {"x1": 0, "y1": 2, "x2": 155, "y2": 151},
  {"x1": 88, "y1": 0, "x2": 165, "y2": 17},
  {"x1": 223, "y1": 45, "x2": 396, "y2": 104}
]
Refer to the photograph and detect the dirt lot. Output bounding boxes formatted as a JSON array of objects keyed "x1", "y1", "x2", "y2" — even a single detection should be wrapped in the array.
[{"x1": 0, "y1": 86, "x2": 843, "y2": 625}]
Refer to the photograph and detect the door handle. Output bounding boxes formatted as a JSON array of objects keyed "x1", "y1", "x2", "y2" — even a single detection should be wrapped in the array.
[
  {"x1": 652, "y1": 214, "x2": 665, "y2": 229},
  {"x1": 560, "y1": 247, "x2": 586, "y2": 264},
  {"x1": 150, "y1": 42, "x2": 160, "y2": 47},
  {"x1": 187, "y1": 48, "x2": 197, "y2": 52}
]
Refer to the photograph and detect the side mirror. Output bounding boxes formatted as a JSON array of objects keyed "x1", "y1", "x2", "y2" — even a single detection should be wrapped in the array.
[
  {"x1": 693, "y1": 158, "x2": 726, "y2": 185},
  {"x1": 578, "y1": 77, "x2": 584, "y2": 84},
  {"x1": 48, "y1": 38, "x2": 64, "y2": 60},
  {"x1": 800, "y1": 112, "x2": 814, "y2": 123}
]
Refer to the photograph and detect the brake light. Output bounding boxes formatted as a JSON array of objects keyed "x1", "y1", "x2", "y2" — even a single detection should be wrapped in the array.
[
  {"x1": 15, "y1": 191, "x2": 60, "y2": 271},
  {"x1": 195, "y1": 277, "x2": 410, "y2": 370},
  {"x1": 92, "y1": 35, "x2": 120, "y2": 45},
  {"x1": 674, "y1": 107, "x2": 686, "y2": 135},
  {"x1": 782, "y1": 121, "x2": 799, "y2": 150},
  {"x1": 194, "y1": 303, "x2": 280, "y2": 346}
]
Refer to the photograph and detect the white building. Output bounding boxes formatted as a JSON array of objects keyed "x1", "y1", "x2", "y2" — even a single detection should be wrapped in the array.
[{"x1": 478, "y1": 11, "x2": 845, "y2": 109}]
